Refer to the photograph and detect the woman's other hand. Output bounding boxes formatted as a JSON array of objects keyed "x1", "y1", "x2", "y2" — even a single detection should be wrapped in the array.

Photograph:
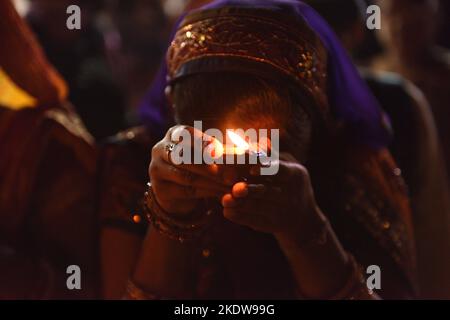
[
  {"x1": 149, "y1": 125, "x2": 230, "y2": 215},
  {"x1": 221, "y1": 152, "x2": 320, "y2": 239}
]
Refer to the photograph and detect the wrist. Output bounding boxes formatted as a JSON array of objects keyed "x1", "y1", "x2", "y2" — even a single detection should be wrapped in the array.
[
  {"x1": 144, "y1": 182, "x2": 213, "y2": 243},
  {"x1": 275, "y1": 204, "x2": 327, "y2": 246},
  {"x1": 132, "y1": 225, "x2": 198, "y2": 299}
]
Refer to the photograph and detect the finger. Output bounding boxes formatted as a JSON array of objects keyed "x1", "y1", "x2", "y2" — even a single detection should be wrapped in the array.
[
  {"x1": 252, "y1": 159, "x2": 307, "y2": 184},
  {"x1": 176, "y1": 162, "x2": 225, "y2": 185},
  {"x1": 151, "y1": 160, "x2": 230, "y2": 193},
  {"x1": 223, "y1": 206, "x2": 273, "y2": 231},
  {"x1": 231, "y1": 182, "x2": 284, "y2": 203},
  {"x1": 222, "y1": 193, "x2": 292, "y2": 232},
  {"x1": 158, "y1": 126, "x2": 244, "y2": 185},
  {"x1": 169, "y1": 125, "x2": 221, "y2": 160},
  {"x1": 221, "y1": 193, "x2": 242, "y2": 208},
  {"x1": 169, "y1": 125, "x2": 211, "y2": 142},
  {"x1": 154, "y1": 180, "x2": 226, "y2": 201},
  {"x1": 231, "y1": 182, "x2": 248, "y2": 198},
  {"x1": 161, "y1": 137, "x2": 225, "y2": 185},
  {"x1": 231, "y1": 197, "x2": 287, "y2": 214}
]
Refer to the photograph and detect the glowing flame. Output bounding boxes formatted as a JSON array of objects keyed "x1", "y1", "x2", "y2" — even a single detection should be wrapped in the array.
[
  {"x1": 226, "y1": 130, "x2": 250, "y2": 155},
  {"x1": 204, "y1": 138, "x2": 224, "y2": 159}
]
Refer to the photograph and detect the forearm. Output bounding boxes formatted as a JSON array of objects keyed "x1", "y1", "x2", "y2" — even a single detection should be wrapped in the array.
[
  {"x1": 0, "y1": 245, "x2": 97, "y2": 299},
  {"x1": 131, "y1": 226, "x2": 199, "y2": 298},
  {"x1": 276, "y1": 207, "x2": 378, "y2": 300}
]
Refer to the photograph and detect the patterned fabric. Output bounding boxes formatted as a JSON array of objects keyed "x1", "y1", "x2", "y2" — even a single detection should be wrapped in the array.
[
  {"x1": 102, "y1": 0, "x2": 418, "y2": 299},
  {"x1": 167, "y1": 8, "x2": 328, "y2": 115},
  {"x1": 0, "y1": 0, "x2": 67, "y2": 108},
  {"x1": 99, "y1": 127, "x2": 154, "y2": 236},
  {"x1": 140, "y1": 0, "x2": 391, "y2": 149},
  {"x1": 0, "y1": 104, "x2": 98, "y2": 298},
  {"x1": 100, "y1": 128, "x2": 417, "y2": 299},
  {"x1": 338, "y1": 148, "x2": 417, "y2": 293}
]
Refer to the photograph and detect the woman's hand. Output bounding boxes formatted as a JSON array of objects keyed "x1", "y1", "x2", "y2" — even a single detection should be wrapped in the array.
[
  {"x1": 221, "y1": 152, "x2": 321, "y2": 239},
  {"x1": 149, "y1": 125, "x2": 230, "y2": 215}
]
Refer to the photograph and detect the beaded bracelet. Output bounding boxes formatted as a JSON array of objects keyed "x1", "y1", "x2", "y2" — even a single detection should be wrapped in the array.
[
  {"x1": 122, "y1": 280, "x2": 160, "y2": 300},
  {"x1": 143, "y1": 182, "x2": 213, "y2": 243},
  {"x1": 295, "y1": 253, "x2": 375, "y2": 300},
  {"x1": 330, "y1": 253, "x2": 375, "y2": 300}
]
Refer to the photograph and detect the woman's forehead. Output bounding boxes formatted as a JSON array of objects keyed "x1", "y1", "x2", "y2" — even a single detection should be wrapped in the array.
[{"x1": 184, "y1": 115, "x2": 285, "y2": 133}]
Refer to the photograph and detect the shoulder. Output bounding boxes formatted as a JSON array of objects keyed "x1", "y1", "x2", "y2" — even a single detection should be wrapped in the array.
[
  {"x1": 313, "y1": 140, "x2": 418, "y2": 297},
  {"x1": 100, "y1": 126, "x2": 156, "y2": 188},
  {"x1": 99, "y1": 126, "x2": 158, "y2": 234},
  {"x1": 359, "y1": 69, "x2": 438, "y2": 188},
  {"x1": 338, "y1": 146, "x2": 418, "y2": 297},
  {"x1": 0, "y1": 104, "x2": 96, "y2": 172},
  {"x1": 359, "y1": 69, "x2": 423, "y2": 140},
  {"x1": 0, "y1": 104, "x2": 97, "y2": 240}
]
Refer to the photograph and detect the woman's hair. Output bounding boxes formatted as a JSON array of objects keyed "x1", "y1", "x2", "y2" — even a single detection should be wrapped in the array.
[
  {"x1": 306, "y1": 0, "x2": 365, "y2": 35},
  {"x1": 170, "y1": 72, "x2": 323, "y2": 162}
]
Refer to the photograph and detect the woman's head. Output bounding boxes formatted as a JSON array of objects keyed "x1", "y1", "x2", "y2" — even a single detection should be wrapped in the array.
[
  {"x1": 375, "y1": 0, "x2": 440, "y2": 57},
  {"x1": 170, "y1": 72, "x2": 315, "y2": 162},
  {"x1": 140, "y1": 1, "x2": 391, "y2": 151}
]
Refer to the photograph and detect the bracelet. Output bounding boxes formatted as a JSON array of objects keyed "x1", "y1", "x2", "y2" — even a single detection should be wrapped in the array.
[
  {"x1": 296, "y1": 253, "x2": 374, "y2": 300},
  {"x1": 122, "y1": 280, "x2": 160, "y2": 300},
  {"x1": 329, "y1": 253, "x2": 375, "y2": 300},
  {"x1": 144, "y1": 182, "x2": 213, "y2": 243}
]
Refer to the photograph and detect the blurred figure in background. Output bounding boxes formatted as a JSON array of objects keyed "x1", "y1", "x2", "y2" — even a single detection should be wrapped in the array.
[
  {"x1": 26, "y1": 0, "x2": 126, "y2": 139},
  {"x1": 308, "y1": 0, "x2": 450, "y2": 298},
  {"x1": 134, "y1": 0, "x2": 216, "y2": 139},
  {"x1": 102, "y1": 0, "x2": 168, "y2": 126},
  {"x1": 0, "y1": 0, "x2": 98, "y2": 298},
  {"x1": 371, "y1": 0, "x2": 450, "y2": 188},
  {"x1": 436, "y1": 0, "x2": 450, "y2": 49}
]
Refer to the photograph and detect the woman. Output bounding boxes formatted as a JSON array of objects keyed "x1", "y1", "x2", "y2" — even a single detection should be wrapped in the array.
[
  {"x1": 371, "y1": 0, "x2": 450, "y2": 188},
  {"x1": 308, "y1": 0, "x2": 450, "y2": 299},
  {"x1": 100, "y1": 0, "x2": 417, "y2": 299},
  {"x1": 0, "y1": 0, "x2": 98, "y2": 298}
]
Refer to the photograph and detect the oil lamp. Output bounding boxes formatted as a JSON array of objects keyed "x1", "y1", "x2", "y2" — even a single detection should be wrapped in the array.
[
  {"x1": 225, "y1": 130, "x2": 269, "y2": 162},
  {"x1": 209, "y1": 130, "x2": 271, "y2": 182}
]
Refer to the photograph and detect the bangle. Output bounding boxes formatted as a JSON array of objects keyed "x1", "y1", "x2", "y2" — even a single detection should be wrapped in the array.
[
  {"x1": 296, "y1": 253, "x2": 374, "y2": 300},
  {"x1": 122, "y1": 280, "x2": 160, "y2": 300},
  {"x1": 144, "y1": 182, "x2": 213, "y2": 242},
  {"x1": 329, "y1": 253, "x2": 374, "y2": 300}
]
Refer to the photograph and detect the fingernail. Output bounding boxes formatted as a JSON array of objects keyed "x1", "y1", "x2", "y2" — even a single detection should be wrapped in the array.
[
  {"x1": 232, "y1": 182, "x2": 248, "y2": 198},
  {"x1": 221, "y1": 194, "x2": 237, "y2": 207},
  {"x1": 208, "y1": 164, "x2": 219, "y2": 175}
]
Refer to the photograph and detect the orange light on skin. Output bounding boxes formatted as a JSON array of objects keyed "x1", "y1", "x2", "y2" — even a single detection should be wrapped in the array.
[
  {"x1": 132, "y1": 214, "x2": 142, "y2": 224},
  {"x1": 206, "y1": 130, "x2": 270, "y2": 160},
  {"x1": 204, "y1": 138, "x2": 225, "y2": 159},
  {"x1": 226, "y1": 130, "x2": 250, "y2": 155}
]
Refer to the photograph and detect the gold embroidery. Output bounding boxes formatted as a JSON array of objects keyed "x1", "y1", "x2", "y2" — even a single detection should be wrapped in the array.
[{"x1": 167, "y1": 12, "x2": 328, "y2": 114}]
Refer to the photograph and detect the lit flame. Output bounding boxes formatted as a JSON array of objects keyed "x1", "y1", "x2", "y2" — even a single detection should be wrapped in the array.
[
  {"x1": 204, "y1": 138, "x2": 224, "y2": 159},
  {"x1": 226, "y1": 130, "x2": 250, "y2": 155}
]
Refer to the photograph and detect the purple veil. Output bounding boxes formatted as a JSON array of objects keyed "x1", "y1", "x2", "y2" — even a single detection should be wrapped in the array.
[{"x1": 138, "y1": 0, "x2": 391, "y2": 149}]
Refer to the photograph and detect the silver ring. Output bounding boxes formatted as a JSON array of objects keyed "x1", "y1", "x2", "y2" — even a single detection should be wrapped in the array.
[{"x1": 165, "y1": 142, "x2": 177, "y2": 163}]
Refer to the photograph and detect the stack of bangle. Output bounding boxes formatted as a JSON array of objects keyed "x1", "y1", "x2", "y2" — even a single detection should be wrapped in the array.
[
  {"x1": 143, "y1": 182, "x2": 213, "y2": 243},
  {"x1": 330, "y1": 253, "x2": 375, "y2": 300},
  {"x1": 123, "y1": 280, "x2": 160, "y2": 300},
  {"x1": 296, "y1": 253, "x2": 375, "y2": 300}
]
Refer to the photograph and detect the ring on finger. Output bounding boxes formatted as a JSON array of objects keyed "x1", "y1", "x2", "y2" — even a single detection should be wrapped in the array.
[{"x1": 165, "y1": 142, "x2": 177, "y2": 164}]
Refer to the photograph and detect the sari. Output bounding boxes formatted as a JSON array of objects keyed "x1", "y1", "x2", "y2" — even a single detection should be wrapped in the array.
[
  {"x1": 0, "y1": 0, "x2": 98, "y2": 298},
  {"x1": 100, "y1": 0, "x2": 417, "y2": 298}
]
